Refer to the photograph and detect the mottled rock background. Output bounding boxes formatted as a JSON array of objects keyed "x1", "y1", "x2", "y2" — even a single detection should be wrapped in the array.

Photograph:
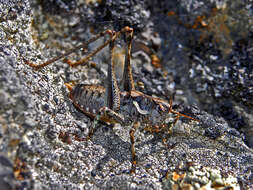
[{"x1": 0, "y1": 0, "x2": 253, "y2": 189}]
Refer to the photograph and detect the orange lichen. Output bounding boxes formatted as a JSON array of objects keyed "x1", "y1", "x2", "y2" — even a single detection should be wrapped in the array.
[
  {"x1": 13, "y1": 158, "x2": 28, "y2": 180},
  {"x1": 167, "y1": 11, "x2": 176, "y2": 16},
  {"x1": 168, "y1": 7, "x2": 235, "y2": 56},
  {"x1": 9, "y1": 139, "x2": 20, "y2": 147},
  {"x1": 151, "y1": 54, "x2": 162, "y2": 68},
  {"x1": 172, "y1": 171, "x2": 186, "y2": 181}
]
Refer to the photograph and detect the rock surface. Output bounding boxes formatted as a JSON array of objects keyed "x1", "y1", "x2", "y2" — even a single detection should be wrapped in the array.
[{"x1": 0, "y1": 0, "x2": 252, "y2": 189}]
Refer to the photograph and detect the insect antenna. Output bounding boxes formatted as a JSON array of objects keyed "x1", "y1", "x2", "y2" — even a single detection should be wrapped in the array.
[{"x1": 22, "y1": 28, "x2": 115, "y2": 69}]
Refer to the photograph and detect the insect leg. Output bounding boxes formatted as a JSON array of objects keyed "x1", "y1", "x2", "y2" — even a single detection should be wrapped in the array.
[
  {"x1": 88, "y1": 107, "x2": 125, "y2": 139},
  {"x1": 106, "y1": 31, "x2": 121, "y2": 111},
  {"x1": 129, "y1": 121, "x2": 139, "y2": 174},
  {"x1": 105, "y1": 26, "x2": 135, "y2": 110},
  {"x1": 67, "y1": 30, "x2": 116, "y2": 67},
  {"x1": 169, "y1": 95, "x2": 199, "y2": 122},
  {"x1": 88, "y1": 113, "x2": 101, "y2": 140},
  {"x1": 70, "y1": 26, "x2": 134, "y2": 70},
  {"x1": 170, "y1": 109, "x2": 199, "y2": 122},
  {"x1": 122, "y1": 27, "x2": 135, "y2": 92}
]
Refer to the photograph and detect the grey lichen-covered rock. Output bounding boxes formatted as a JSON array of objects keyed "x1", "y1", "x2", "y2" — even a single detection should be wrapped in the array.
[
  {"x1": 163, "y1": 163, "x2": 241, "y2": 190},
  {"x1": 0, "y1": 0, "x2": 253, "y2": 189}
]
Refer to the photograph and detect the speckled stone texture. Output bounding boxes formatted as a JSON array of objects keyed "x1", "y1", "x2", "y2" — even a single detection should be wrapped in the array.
[{"x1": 0, "y1": 0, "x2": 253, "y2": 189}]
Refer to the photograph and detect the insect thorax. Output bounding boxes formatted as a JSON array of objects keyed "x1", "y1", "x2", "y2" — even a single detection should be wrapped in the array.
[{"x1": 119, "y1": 90, "x2": 172, "y2": 127}]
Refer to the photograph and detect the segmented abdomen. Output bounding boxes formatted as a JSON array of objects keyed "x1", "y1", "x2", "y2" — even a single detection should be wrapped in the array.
[{"x1": 70, "y1": 84, "x2": 106, "y2": 118}]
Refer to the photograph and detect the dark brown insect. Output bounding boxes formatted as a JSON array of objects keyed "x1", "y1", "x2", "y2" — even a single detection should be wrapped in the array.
[{"x1": 23, "y1": 26, "x2": 198, "y2": 173}]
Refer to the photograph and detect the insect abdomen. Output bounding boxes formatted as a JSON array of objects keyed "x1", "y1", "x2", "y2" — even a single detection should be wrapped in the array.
[{"x1": 70, "y1": 84, "x2": 106, "y2": 117}]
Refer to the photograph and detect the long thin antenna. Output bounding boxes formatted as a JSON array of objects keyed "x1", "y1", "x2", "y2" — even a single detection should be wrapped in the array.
[{"x1": 23, "y1": 29, "x2": 113, "y2": 69}]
